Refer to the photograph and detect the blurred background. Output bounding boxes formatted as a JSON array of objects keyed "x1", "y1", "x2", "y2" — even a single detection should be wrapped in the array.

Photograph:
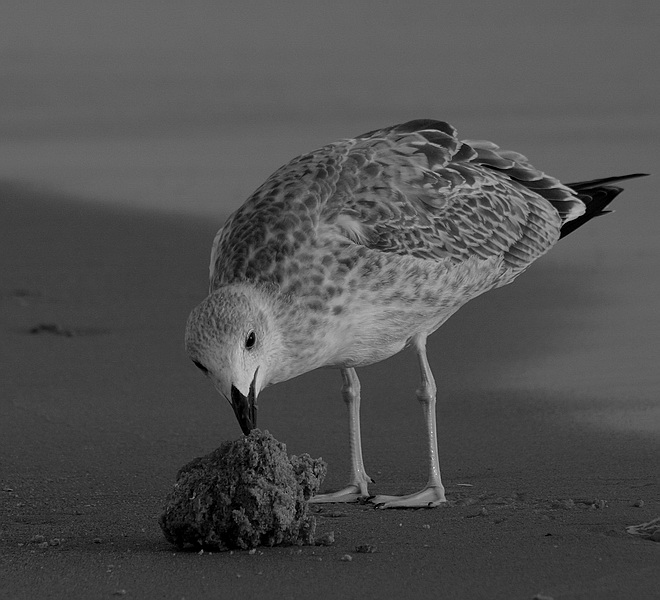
[
  {"x1": 1, "y1": 0, "x2": 658, "y2": 218},
  {"x1": 1, "y1": 5, "x2": 658, "y2": 592},
  {"x1": 1, "y1": 0, "x2": 658, "y2": 441},
  {"x1": 1, "y1": 4, "x2": 659, "y2": 568}
]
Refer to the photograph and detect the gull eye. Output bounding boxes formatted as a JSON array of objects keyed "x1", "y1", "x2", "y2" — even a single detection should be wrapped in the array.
[{"x1": 245, "y1": 330, "x2": 256, "y2": 350}]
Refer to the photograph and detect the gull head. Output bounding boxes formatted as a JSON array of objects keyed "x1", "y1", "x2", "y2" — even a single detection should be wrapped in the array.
[{"x1": 184, "y1": 284, "x2": 280, "y2": 435}]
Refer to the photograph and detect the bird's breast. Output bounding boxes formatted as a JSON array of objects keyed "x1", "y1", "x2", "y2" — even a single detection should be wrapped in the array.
[{"x1": 274, "y1": 245, "x2": 508, "y2": 374}]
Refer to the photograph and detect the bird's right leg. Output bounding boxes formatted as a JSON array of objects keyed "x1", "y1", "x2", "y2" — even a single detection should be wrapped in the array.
[
  {"x1": 371, "y1": 333, "x2": 446, "y2": 508},
  {"x1": 310, "y1": 367, "x2": 373, "y2": 503}
]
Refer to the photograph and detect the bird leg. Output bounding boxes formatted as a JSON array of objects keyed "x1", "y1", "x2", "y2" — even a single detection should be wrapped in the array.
[
  {"x1": 372, "y1": 333, "x2": 447, "y2": 508},
  {"x1": 310, "y1": 367, "x2": 373, "y2": 503}
]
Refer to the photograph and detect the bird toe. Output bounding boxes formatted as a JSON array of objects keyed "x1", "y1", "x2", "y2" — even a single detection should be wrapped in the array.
[
  {"x1": 310, "y1": 484, "x2": 371, "y2": 504},
  {"x1": 370, "y1": 485, "x2": 446, "y2": 509}
]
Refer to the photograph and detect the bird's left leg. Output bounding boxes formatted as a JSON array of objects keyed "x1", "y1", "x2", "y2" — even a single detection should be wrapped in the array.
[
  {"x1": 372, "y1": 333, "x2": 447, "y2": 508},
  {"x1": 310, "y1": 367, "x2": 373, "y2": 503}
]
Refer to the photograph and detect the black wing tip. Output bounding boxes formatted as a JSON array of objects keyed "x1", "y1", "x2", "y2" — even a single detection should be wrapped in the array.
[
  {"x1": 560, "y1": 173, "x2": 647, "y2": 239},
  {"x1": 567, "y1": 173, "x2": 649, "y2": 191}
]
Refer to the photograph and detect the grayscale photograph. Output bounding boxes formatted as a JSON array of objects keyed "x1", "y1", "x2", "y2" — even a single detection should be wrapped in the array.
[{"x1": 1, "y1": 2, "x2": 658, "y2": 598}]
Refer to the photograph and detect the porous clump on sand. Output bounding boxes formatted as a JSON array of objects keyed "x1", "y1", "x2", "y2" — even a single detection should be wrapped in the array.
[{"x1": 159, "y1": 429, "x2": 326, "y2": 550}]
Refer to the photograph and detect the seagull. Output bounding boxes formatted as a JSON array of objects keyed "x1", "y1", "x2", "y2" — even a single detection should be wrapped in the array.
[{"x1": 184, "y1": 119, "x2": 645, "y2": 508}]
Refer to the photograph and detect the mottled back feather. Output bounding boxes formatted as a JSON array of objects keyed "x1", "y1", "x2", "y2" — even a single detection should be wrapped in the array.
[{"x1": 210, "y1": 120, "x2": 587, "y2": 290}]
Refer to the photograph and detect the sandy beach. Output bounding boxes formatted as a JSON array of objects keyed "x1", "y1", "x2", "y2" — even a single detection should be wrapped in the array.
[
  {"x1": 1, "y1": 1, "x2": 660, "y2": 598},
  {"x1": 1, "y1": 178, "x2": 658, "y2": 599}
]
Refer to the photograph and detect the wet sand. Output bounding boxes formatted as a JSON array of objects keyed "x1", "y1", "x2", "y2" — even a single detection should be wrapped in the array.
[
  {"x1": 1, "y1": 2, "x2": 659, "y2": 596},
  {"x1": 1, "y1": 183, "x2": 658, "y2": 600}
]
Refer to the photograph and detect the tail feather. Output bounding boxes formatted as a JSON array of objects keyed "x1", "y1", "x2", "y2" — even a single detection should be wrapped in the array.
[{"x1": 559, "y1": 173, "x2": 648, "y2": 238}]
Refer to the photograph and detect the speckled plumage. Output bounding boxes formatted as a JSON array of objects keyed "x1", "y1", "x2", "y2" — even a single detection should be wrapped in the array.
[
  {"x1": 187, "y1": 119, "x2": 644, "y2": 508},
  {"x1": 205, "y1": 120, "x2": 577, "y2": 375},
  {"x1": 211, "y1": 119, "x2": 580, "y2": 290}
]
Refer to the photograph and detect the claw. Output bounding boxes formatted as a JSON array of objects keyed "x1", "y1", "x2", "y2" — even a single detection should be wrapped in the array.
[
  {"x1": 369, "y1": 485, "x2": 446, "y2": 509},
  {"x1": 310, "y1": 483, "x2": 370, "y2": 504}
]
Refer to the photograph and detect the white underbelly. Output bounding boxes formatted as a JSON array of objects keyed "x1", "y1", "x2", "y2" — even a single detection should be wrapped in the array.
[{"x1": 323, "y1": 253, "x2": 509, "y2": 368}]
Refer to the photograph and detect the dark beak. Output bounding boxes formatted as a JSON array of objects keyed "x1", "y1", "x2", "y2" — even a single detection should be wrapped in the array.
[{"x1": 230, "y1": 370, "x2": 258, "y2": 435}]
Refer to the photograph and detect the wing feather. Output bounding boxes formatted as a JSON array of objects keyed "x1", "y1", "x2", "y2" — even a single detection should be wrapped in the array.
[
  {"x1": 321, "y1": 120, "x2": 575, "y2": 270},
  {"x1": 210, "y1": 119, "x2": 581, "y2": 288}
]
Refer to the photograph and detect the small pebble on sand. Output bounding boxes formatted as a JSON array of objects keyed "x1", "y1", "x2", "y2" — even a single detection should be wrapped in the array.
[{"x1": 315, "y1": 531, "x2": 335, "y2": 546}]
